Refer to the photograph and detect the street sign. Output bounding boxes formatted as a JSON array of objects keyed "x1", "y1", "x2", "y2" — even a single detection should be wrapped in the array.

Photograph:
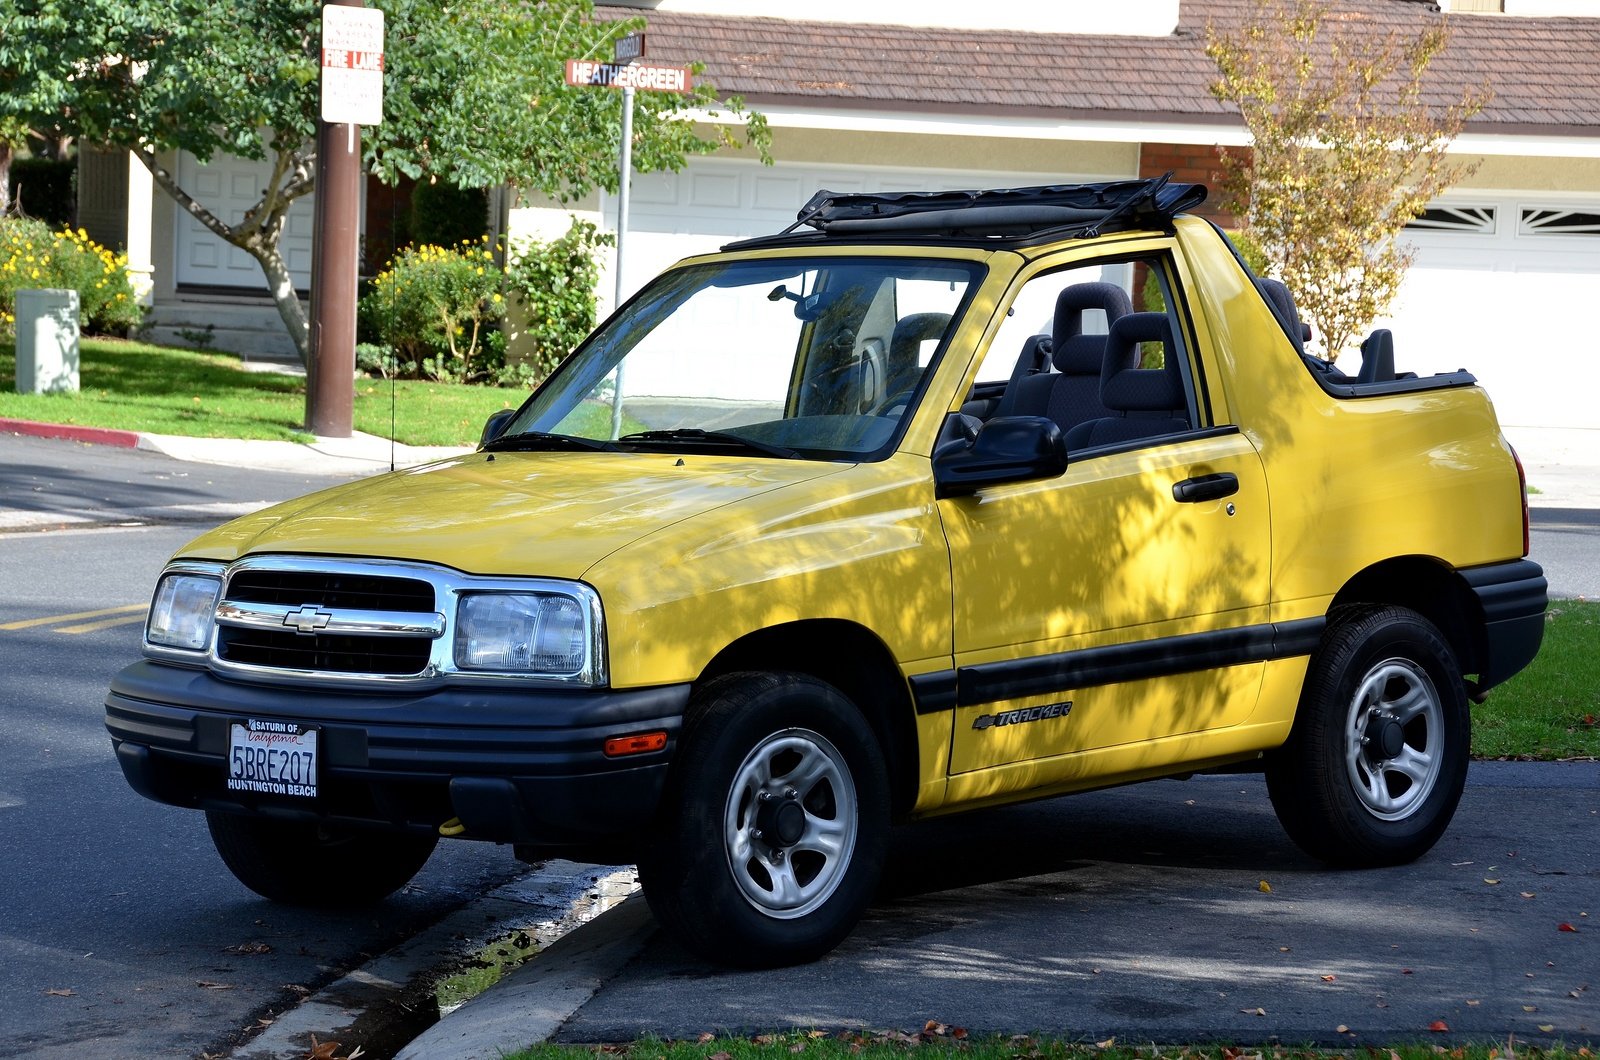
[
  {"x1": 321, "y1": 5, "x2": 385, "y2": 125},
  {"x1": 563, "y1": 59, "x2": 693, "y2": 94},
  {"x1": 613, "y1": 33, "x2": 645, "y2": 63}
]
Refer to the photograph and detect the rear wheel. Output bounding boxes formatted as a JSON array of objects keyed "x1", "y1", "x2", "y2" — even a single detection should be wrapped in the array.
[
  {"x1": 205, "y1": 811, "x2": 438, "y2": 906},
  {"x1": 637, "y1": 672, "x2": 889, "y2": 967},
  {"x1": 1267, "y1": 606, "x2": 1470, "y2": 866}
]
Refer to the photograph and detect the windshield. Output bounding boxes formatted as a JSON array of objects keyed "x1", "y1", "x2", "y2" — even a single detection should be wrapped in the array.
[{"x1": 501, "y1": 256, "x2": 982, "y2": 460}]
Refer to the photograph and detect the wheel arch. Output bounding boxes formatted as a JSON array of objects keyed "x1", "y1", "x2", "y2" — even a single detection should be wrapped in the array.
[
  {"x1": 1330, "y1": 556, "x2": 1485, "y2": 680},
  {"x1": 695, "y1": 619, "x2": 920, "y2": 819}
]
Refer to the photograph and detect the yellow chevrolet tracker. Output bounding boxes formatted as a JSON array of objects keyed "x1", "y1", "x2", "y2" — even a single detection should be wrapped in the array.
[{"x1": 106, "y1": 179, "x2": 1546, "y2": 966}]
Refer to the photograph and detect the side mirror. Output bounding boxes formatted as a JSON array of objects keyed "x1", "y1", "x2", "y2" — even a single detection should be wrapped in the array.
[
  {"x1": 480, "y1": 409, "x2": 516, "y2": 447},
  {"x1": 933, "y1": 414, "x2": 1068, "y2": 498}
]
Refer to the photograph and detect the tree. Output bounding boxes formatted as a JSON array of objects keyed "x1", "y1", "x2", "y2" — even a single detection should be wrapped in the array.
[
  {"x1": 1206, "y1": 0, "x2": 1486, "y2": 361},
  {"x1": 0, "y1": 0, "x2": 768, "y2": 366}
]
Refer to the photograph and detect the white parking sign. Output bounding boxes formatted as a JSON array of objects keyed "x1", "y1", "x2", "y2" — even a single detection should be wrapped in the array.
[{"x1": 321, "y1": 5, "x2": 385, "y2": 125}]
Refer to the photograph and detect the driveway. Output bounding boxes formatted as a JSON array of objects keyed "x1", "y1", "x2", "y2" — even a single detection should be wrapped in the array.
[{"x1": 410, "y1": 763, "x2": 1598, "y2": 1057}]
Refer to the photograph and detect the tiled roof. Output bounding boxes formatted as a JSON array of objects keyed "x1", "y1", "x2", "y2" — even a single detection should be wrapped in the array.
[{"x1": 593, "y1": 0, "x2": 1600, "y2": 134}]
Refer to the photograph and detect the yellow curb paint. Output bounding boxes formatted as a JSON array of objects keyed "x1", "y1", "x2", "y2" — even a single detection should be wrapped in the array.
[{"x1": 0, "y1": 604, "x2": 146, "y2": 631}]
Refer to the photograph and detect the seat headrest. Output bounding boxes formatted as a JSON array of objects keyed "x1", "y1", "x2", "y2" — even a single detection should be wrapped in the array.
[
  {"x1": 890, "y1": 312, "x2": 951, "y2": 360},
  {"x1": 1256, "y1": 277, "x2": 1311, "y2": 351},
  {"x1": 1101, "y1": 312, "x2": 1184, "y2": 412},
  {"x1": 1049, "y1": 282, "x2": 1132, "y2": 375}
]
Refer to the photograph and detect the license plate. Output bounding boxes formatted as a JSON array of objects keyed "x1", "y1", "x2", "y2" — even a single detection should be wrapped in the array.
[{"x1": 227, "y1": 720, "x2": 318, "y2": 798}]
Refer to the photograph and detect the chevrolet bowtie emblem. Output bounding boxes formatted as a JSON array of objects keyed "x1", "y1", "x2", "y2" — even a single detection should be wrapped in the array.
[{"x1": 283, "y1": 605, "x2": 334, "y2": 635}]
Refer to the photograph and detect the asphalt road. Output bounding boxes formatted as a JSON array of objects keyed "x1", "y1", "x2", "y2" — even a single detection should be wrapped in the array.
[
  {"x1": 546, "y1": 764, "x2": 1598, "y2": 1049},
  {"x1": 0, "y1": 437, "x2": 529, "y2": 1059},
  {"x1": 1532, "y1": 507, "x2": 1600, "y2": 601}
]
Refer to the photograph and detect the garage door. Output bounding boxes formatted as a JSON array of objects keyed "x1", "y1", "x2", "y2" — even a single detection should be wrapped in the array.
[
  {"x1": 1383, "y1": 196, "x2": 1600, "y2": 431},
  {"x1": 609, "y1": 158, "x2": 1118, "y2": 302},
  {"x1": 174, "y1": 151, "x2": 316, "y2": 291}
]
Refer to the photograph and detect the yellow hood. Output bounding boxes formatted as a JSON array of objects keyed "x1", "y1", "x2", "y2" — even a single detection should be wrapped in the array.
[{"x1": 178, "y1": 451, "x2": 849, "y2": 579}]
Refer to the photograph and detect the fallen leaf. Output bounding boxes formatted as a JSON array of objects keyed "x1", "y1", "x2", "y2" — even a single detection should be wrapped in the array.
[
  {"x1": 1524, "y1": 1006, "x2": 1538, "y2": 1013},
  {"x1": 1522, "y1": 893, "x2": 1537, "y2": 899},
  {"x1": 789, "y1": 1044, "x2": 805, "y2": 1054},
  {"x1": 1336, "y1": 1025, "x2": 1350, "y2": 1034},
  {"x1": 1279, "y1": 947, "x2": 1291, "y2": 953},
  {"x1": 196, "y1": 981, "x2": 234, "y2": 991},
  {"x1": 697, "y1": 1033, "x2": 715, "y2": 1044},
  {"x1": 1241, "y1": 1007, "x2": 1266, "y2": 1016},
  {"x1": 1485, "y1": 879, "x2": 1501, "y2": 885},
  {"x1": 44, "y1": 988, "x2": 76, "y2": 997},
  {"x1": 224, "y1": 941, "x2": 273, "y2": 956},
  {"x1": 1096, "y1": 1038, "x2": 1116, "y2": 1049},
  {"x1": 1467, "y1": 1000, "x2": 1482, "y2": 1007},
  {"x1": 707, "y1": 1052, "x2": 730, "y2": 1060},
  {"x1": 1559, "y1": 923, "x2": 1579, "y2": 933},
  {"x1": 1539, "y1": 1026, "x2": 1555, "y2": 1034},
  {"x1": 952, "y1": 1028, "x2": 969, "y2": 1041},
  {"x1": 1258, "y1": 880, "x2": 1273, "y2": 894},
  {"x1": 1430, "y1": 1020, "x2": 1450, "y2": 1033},
  {"x1": 1403, "y1": 968, "x2": 1415, "y2": 975},
  {"x1": 1321, "y1": 975, "x2": 1337, "y2": 982}
]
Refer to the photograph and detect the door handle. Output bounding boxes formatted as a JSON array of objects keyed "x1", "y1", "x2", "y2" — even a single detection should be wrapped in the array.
[{"x1": 1172, "y1": 472, "x2": 1239, "y2": 503}]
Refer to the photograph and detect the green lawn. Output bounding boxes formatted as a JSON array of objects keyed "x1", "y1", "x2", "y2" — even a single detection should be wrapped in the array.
[
  {"x1": 503, "y1": 1033, "x2": 1593, "y2": 1060},
  {"x1": 1473, "y1": 600, "x2": 1599, "y2": 760},
  {"x1": 0, "y1": 337, "x2": 525, "y2": 446}
]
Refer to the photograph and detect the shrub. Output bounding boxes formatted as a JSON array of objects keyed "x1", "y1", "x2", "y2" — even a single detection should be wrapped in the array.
[
  {"x1": 501, "y1": 218, "x2": 610, "y2": 386},
  {"x1": 0, "y1": 217, "x2": 143, "y2": 335},
  {"x1": 360, "y1": 237, "x2": 507, "y2": 383}
]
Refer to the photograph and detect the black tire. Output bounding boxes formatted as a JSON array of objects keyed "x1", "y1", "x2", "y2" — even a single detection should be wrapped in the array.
[
  {"x1": 205, "y1": 811, "x2": 438, "y2": 907},
  {"x1": 637, "y1": 672, "x2": 890, "y2": 968},
  {"x1": 1266, "y1": 605, "x2": 1470, "y2": 867}
]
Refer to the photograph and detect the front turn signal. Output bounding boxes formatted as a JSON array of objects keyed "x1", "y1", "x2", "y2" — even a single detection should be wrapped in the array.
[{"x1": 603, "y1": 731, "x2": 668, "y2": 758}]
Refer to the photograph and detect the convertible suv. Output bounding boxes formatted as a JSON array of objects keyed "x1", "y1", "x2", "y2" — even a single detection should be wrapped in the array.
[{"x1": 106, "y1": 178, "x2": 1545, "y2": 967}]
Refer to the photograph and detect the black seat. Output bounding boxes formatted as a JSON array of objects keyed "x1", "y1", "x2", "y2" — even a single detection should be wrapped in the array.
[
  {"x1": 879, "y1": 312, "x2": 949, "y2": 409},
  {"x1": 1256, "y1": 277, "x2": 1311, "y2": 354},
  {"x1": 1357, "y1": 328, "x2": 1395, "y2": 384},
  {"x1": 996, "y1": 281, "x2": 1134, "y2": 433},
  {"x1": 1063, "y1": 312, "x2": 1190, "y2": 450}
]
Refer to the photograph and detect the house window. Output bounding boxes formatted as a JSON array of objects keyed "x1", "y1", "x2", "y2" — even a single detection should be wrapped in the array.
[
  {"x1": 1518, "y1": 208, "x2": 1600, "y2": 238},
  {"x1": 1405, "y1": 206, "x2": 1497, "y2": 234}
]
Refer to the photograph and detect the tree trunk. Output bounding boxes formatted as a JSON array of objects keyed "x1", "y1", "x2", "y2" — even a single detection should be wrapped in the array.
[
  {"x1": 0, "y1": 140, "x2": 12, "y2": 216},
  {"x1": 251, "y1": 242, "x2": 312, "y2": 366}
]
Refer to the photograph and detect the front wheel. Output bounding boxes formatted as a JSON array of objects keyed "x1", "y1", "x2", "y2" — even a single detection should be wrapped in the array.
[
  {"x1": 206, "y1": 812, "x2": 438, "y2": 906},
  {"x1": 637, "y1": 672, "x2": 889, "y2": 968},
  {"x1": 1267, "y1": 606, "x2": 1470, "y2": 867}
]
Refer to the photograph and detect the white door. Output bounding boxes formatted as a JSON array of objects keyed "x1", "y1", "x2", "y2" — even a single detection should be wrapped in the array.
[
  {"x1": 1383, "y1": 196, "x2": 1600, "y2": 431},
  {"x1": 174, "y1": 151, "x2": 317, "y2": 291}
]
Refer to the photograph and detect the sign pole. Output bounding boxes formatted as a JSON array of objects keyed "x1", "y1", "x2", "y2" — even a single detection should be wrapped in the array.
[
  {"x1": 609, "y1": 83, "x2": 634, "y2": 440},
  {"x1": 309, "y1": 0, "x2": 384, "y2": 438}
]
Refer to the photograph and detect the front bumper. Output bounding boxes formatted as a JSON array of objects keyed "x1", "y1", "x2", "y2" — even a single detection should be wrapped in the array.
[{"x1": 105, "y1": 660, "x2": 689, "y2": 847}]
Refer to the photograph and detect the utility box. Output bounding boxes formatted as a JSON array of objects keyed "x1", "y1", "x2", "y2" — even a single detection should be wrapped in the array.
[{"x1": 15, "y1": 288, "x2": 81, "y2": 394}]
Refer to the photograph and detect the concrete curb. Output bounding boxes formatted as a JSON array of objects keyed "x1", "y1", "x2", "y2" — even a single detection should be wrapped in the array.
[
  {"x1": 0, "y1": 416, "x2": 140, "y2": 448},
  {"x1": 396, "y1": 895, "x2": 655, "y2": 1060},
  {"x1": 232, "y1": 862, "x2": 639, "y2": 1060}
]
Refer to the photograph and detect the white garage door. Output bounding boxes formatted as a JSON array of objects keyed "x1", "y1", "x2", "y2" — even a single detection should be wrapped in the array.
[
  {"x1": 174, "y1": 151, "x2": 316, "y2": 291},
  {"x1": 1382, "y1": 196, "x2": 1600, "y2": 431},
  {"x1": 608, "y1": 158, "x2": 1120, "y2": 304}
]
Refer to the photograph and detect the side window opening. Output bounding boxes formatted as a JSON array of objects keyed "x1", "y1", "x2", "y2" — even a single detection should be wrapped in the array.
[{"x1": 974, "y1": 253, "x2": 1203, "y2": 452}]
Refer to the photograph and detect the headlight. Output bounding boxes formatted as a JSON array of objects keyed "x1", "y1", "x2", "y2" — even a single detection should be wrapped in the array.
[
  {"x1": 146, "y1": 567, "x2": 223, "y2": 652},
  {"x1": 454, "y1": 591, "x2": 594, "y2": 676}
]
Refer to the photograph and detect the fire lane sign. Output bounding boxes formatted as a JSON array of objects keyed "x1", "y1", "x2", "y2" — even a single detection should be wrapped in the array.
[
  {"x1": 564, "y1": 59, "x2": 693, "y2": 94},
  {"x1": 321, "y1": 5, "x2": 385, "y2": 125}
]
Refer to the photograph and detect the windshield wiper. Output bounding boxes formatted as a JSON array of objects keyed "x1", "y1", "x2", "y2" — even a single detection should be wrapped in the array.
[
  {"x1": 480, "y1": 430, "x2": 614, "y2": 453},
  {"x1": 617, "y1": 429, "x2": 801, "y2": 460}
]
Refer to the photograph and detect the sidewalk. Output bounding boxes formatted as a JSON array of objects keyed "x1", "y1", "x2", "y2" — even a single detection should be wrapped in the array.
[{"x1": 0, "y1": 416, "x2": 472, "y2": 475}]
